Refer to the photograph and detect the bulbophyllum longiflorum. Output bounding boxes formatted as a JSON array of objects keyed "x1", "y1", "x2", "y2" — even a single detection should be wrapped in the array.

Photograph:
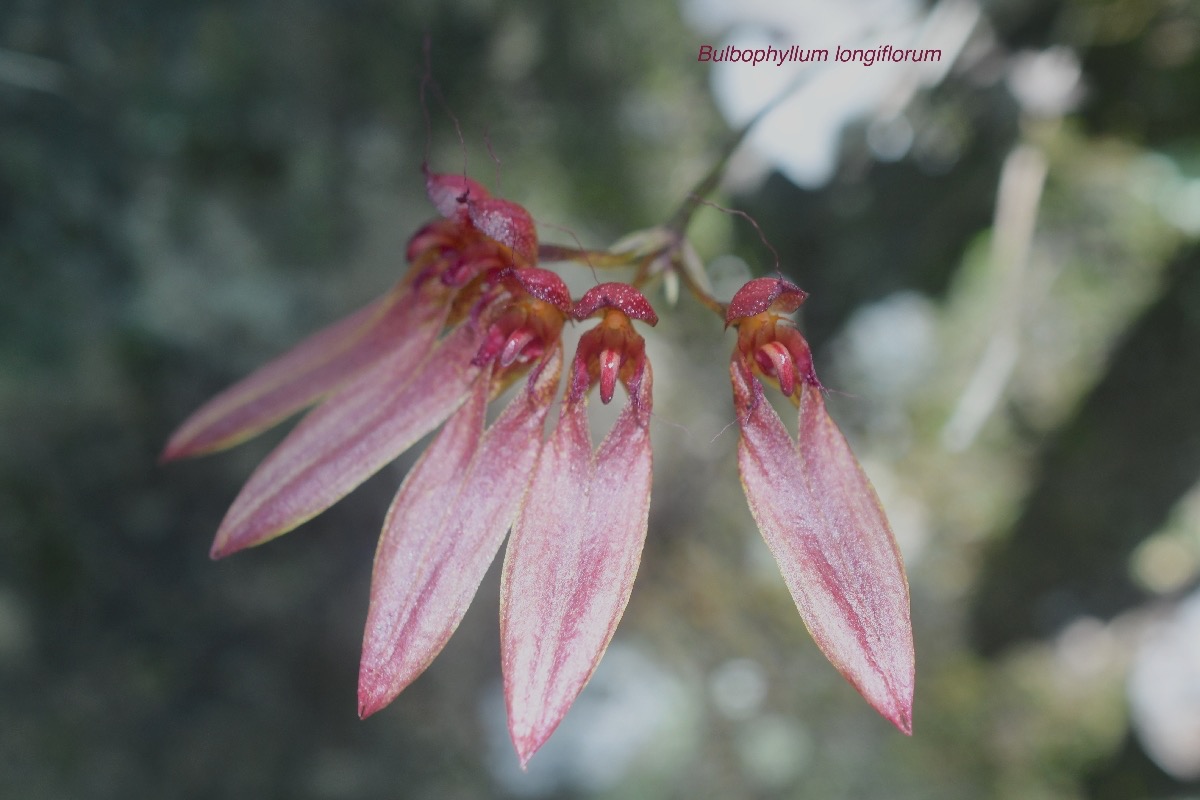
[{"x1": 163, "y1": 166, "x2": 914, "y2": 765}]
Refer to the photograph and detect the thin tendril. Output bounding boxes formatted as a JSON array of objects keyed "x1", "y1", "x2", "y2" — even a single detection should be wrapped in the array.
[
  {"x1": 538, "y1": 222, "x2": 601, "y2": 283},
  {"x1": 689, "y1": 196, "x2": 782, "y2": 275},
  {"x1": 483, "y1": 125, "x2": 503, "y2": 194},
  {"x1": 666, "y1": 68, "x2": 815, "y2": 237},
  {"x1": 419, "y1": 34, "x2": 434, "y2": 169},
  {"x1": 418, "y1": 37, "x2": 468, "y2": 179}
]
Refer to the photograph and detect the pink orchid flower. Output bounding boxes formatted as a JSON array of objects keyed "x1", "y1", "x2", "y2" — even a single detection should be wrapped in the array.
[
  {"x1": 501, "y1": 282, "x2": 655, "y2": 765},
  {"x1": 163, "y1": 173, "x2": 658, "y2": 765},
  {"x1": 726, "y1": 276, "x2": 915, "y2": 734}
]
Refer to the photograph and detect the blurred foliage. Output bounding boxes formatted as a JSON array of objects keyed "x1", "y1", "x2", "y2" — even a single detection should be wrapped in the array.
[{"x1": 3, "y1": 0, "x2": 1200, "y2": 798}]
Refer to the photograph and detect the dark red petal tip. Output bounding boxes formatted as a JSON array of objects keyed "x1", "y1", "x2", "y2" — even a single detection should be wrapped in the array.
[
  {"x1": 504, "y1": 268, "x2": 573, "y2": 313},
  {"x1": 426, "y1": 171, "x2": 490, "y2": 219},
  {"x1": 468, "y1": 198, "x2": 539, "y2": 264},
  {"x1": 725, "y1": 277, "x2": 808, "y2": 325},
  {"x1": 574, "y1": 283, "x2": 658, "y2": 325}
]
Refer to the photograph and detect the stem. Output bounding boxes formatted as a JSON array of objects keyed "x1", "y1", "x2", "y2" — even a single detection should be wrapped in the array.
[
  {"x1": 664, "y1": 119, "x2": 754, "y2": 237},
  {"x1": 675, "y1": 256, "x2": 726, "y2": 317},
  {"x1": 541, "y1": 76, "x2": 809, "y2": 318},
  {"x1": 665, "y1": 74, "x2": 801, "y2": 237},
  {"x1": 537, "y1": 245, "x2": 641, "y2": 267}
]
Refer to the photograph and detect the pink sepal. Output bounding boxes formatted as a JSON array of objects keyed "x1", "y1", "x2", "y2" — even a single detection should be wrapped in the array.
[
  {"x1": 732, "y1": 360, "x2": 914, "y2": 733},
  {"x1": 209, "y1": 324, "x2": 484, "y2": 558},
  {"x1": 501, "y1": 366, "x2": 653, "y2": 766},
  {"x1": 468, "y1": 198, "x2": 539, "y2": 265},
  {"x1": 358, "y1": 346, "x2": 563, "y2": 717},
  {"x1": 162, "y1": 285, "x2": 447, "y2": 461}
]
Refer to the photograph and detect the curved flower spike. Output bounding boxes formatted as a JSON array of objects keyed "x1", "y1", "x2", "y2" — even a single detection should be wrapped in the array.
[
  {"x1": 501, "y1": 289, "x2": 655, "y2": 766},
  {"x1": 728, "y1": 279, "x2": 914, "y2": 734}
]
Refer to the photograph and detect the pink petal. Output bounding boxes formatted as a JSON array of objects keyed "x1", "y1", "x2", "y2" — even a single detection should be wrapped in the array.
[
  {"x1": 358, "y1": 346, "x2": 562, "y2": 717},
  {"x1": 209, "y1": 324, "x2": 484, "y2": 558},
  {"x1": 574, "y1": 283, "x2": 658, "y2": 324},
  {"x1": 162, "y1": 283, "x2": 448, "y2": 461},
  {"x1": 467, "y1": 198, "x2": 538, "y2": 265},
  {"x1": 501, "y1": 368, "x2": 653, "y2": 766},
  {"x1": 732, "y1": 361, "x2": 914, "y2": 733},
  {"x1": 505, "y1": 268, "x2": 573, "y2": 313},
  {"x1": 725, "y1": 276, "x2": 807, "y2": 325}
]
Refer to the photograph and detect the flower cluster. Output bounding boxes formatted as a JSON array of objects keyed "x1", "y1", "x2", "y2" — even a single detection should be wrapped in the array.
[{"x1": 163, "y1": 169, "x2": 913, "y2": 764}]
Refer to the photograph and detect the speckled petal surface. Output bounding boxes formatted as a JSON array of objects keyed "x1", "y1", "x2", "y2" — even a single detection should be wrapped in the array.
[
  {"x1": 358, "y1": 347, "x2": 562, "y2": 717},
  {"x1": 732, "y1": 361, "x2": 914, "y2": 733},
  {"x1": 209, "y1": 324, "x2": 483, "y2": 557},
  {"x1": 163, "y1": 284, "x2": 448, "y2": 461},
  {"x1": 500, "y1": 368, "x2": 653, "y2": 766}
]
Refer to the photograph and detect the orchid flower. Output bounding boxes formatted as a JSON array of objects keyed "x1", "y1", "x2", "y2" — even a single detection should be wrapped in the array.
[
  {"x1": 165, "y1": 159, "x2": 915, "y2": 765},
  {"x1": 501, "y1": 282, "x2": 656, "y2": 765},
  {"x1": 726, "y1": 276, "x2": 915, "y2": 733}
]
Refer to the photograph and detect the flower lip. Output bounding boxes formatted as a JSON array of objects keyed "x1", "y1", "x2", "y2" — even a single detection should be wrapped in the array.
[
  {"x1": 755, "y1": 340, "x2": 799, "y2": 398},
  {"x1": 471, "y1": 270, "x2": 570, "y2": 371},
  {"x1": 725, "y1": 276, "x2": 808, "y2": 326},
  {"x1": 574, "y1": 283, "x2": 658, "y2": 325}
]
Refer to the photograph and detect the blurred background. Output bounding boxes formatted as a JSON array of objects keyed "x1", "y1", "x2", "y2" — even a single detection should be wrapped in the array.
[{"x1": 4, "y1": 0, "x2": 1200, "y2": 797}]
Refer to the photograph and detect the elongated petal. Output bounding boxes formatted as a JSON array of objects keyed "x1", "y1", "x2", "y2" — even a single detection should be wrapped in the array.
[
  {"x1": 501, "y1": 368, "x2": 653, "y2": 766},
  {"x1": 468, "y1": 198, "x2": 538, "y2": 265},
  {"x1": 209, "y1": 324, "x2": 483, "y2": 557},
  {"x1": 358, "y1": 347, "x2": 562, "y2": 717},
  {"x1": 732, "y1": 362, "x2": 914, "y2": 733},
  {"x1": 162, "y1": 284, "x2": 448, "y2": 461}
]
